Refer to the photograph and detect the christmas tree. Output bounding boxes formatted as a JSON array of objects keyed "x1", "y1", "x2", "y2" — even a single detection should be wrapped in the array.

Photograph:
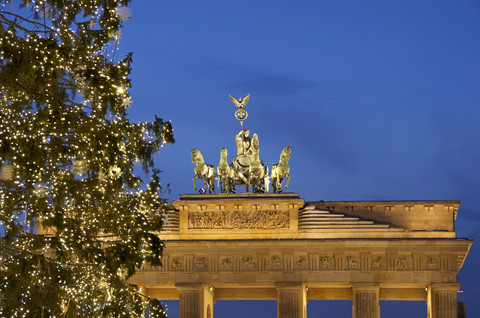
[{"x1": 0, "y1": 1, "x2": 173, "y2": 316}]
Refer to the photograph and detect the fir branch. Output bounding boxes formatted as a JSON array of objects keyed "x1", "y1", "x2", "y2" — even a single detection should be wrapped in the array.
[{"x1": 0, "y1": 10, "x2": 56, "y2": 35}]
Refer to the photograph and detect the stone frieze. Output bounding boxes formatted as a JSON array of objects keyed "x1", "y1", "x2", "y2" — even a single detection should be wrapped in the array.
[
  {"x1": 187, "y1": 210, "x2": 290, "y2": 230},
  {"x1": 143, "y1": 252, "x2": 458, "y2": 273}
]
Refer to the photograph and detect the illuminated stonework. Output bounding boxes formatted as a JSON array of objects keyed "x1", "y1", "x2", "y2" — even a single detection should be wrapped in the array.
[{"x1": 128, "y1": 193, "x2": 473, "y2": 318}]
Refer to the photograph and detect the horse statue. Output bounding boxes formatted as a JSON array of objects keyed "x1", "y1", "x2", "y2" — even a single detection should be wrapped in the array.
[
  {"x1": 247, "y1": 138, "x2": 269, "y2": 193},
  {"x1": 217, "y1": 148, "x2": 236, "y2": 193},
  {"x1": 271, "y1": 146, "x2": 291, "y2": 193},
  {"x1": 191, "y1": 148, "x2": 216, "y2": 194}
]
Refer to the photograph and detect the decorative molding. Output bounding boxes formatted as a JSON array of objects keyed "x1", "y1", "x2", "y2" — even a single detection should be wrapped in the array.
[{"x1": 456, "y1": 253, "x2": 466, "y2": 270}]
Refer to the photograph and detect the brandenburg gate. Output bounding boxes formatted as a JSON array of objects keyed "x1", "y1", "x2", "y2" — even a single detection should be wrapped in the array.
[{"x1": 128, "y1": 95, "x2": 472, "y2": 317}]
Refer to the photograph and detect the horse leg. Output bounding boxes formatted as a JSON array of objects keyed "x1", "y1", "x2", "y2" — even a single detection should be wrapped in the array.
[
  {"x1": 246, "y1": 176, "x2": 252, "y2": 193},
  {"x1": 210, "y1": 177, "x2": 215, "y2": 193},
  {"x1": 210, "y1": 168, "x2": 216, "y2": 193},
  {"x1": 271, "y1": 166, "x2": 278, "y2": 193},
  {"x1": 228, "y1": 177, "x2": 235, "y2": 193},
  {"x1": 252, "y1": 178, "x2": 258, "y2": 193},
  {"x1": 264, "y1": 175, "x2": 270, "y2": 193},
  {"x1": 258, "y1": 181, "x2": 265, "y2": 193},
  {"x1": 229, "y1": 176, "x2": 236, "y2": 193},
  {"x1": 277, "y1": 176, "x2": 284, "y2": 193},
  {"x1": 239, "y1": 172, "x2": 248, "y2": 185},
  {"x1": 262, "y1": 167, "x2": 268, "y2": 193},
  {"x1": 224, "y1": 179, "x2": 229, "y2": 193},
  {"x1": 258, "y1": 171, "x2": 265, "y2": 193},
  {"x1": 219, "y1": 177, "x2": 225, "y2": 193},
  {"x1": 203, "y1": 178, "x2": 208, "y2": 193},
  {"x1": 285, "y1": 174, "x2": 290, "y2": 189},
  {"x1": 193, "y1": 176, "x2": 197, "y2": 190}
]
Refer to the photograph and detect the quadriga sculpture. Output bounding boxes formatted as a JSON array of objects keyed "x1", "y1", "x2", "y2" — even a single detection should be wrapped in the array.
[
  {"x1": 191, "y1": 148, "x2": 216, "y2": 194},
  {"x1": 217, "y1": 148, "x2": 236, "y2": 193},
  {"x1": 271, "y1": 146, "x2": 291, "y2": 193}
]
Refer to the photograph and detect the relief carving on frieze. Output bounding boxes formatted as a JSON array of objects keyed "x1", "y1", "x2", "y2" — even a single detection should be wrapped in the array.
[
  {"x1": 396, "y1": 256, "x2": 409, "y2": 271},
  {"x1": 346, "y1": 256, "x2": 360, "y2": 270},
  {"x1": 219, "y1": 256, "x2": 233, "y2": 271},
  {"x1": 242, "y1": 256, "x2": 258, "y2": 270},
  {"x1": 425, "y1": 256, "x2": 439, "y2": 270},
  {"x1": 170, "y1": 257, "x2": 184, "y2": 271},
  {"x1": 295, "y1": 256, "x2": 308, "y2": 270},
  {"x1": 194, "y1": 256, "x2": 208, "y2": 271},
  {"x1": 188, "y1": 210, "x2": 289, "y2": 230},
  {"x1": 271, "y1": 255, "x2": 283, "y2": 270},
  {"x1": 320, "y1": 256, "x2": 331, "y2": 270},
  {"x1": 371, "y1": 256, "x2": 385, "y2": 270}
]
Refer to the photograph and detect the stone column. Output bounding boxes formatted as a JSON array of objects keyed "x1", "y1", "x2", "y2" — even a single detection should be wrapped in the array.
[
  {"x1": 427, "y1": 284, "x2": 460, "y2": 318},
  {"x1": 176, "y1": 284, "x2": 214, "y2": 318},
  {"x1": 352, "y1": 284, "x2": 380, "y2": 318},
  {"x1": 276, "y1": 283, "x2": 307, "y2": 318}
]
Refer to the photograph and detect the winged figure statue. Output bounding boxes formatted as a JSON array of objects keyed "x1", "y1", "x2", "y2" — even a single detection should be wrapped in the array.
[{"x1": 229, "y1": 93, "x2": 250, "y2": 108}]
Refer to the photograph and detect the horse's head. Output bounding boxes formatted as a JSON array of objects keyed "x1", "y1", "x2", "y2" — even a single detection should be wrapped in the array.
[
  {"x1": 281, "y1": 146, "x2": 292, "y2": 159},
  {"x1": 220, "y1": 148, "x2": 228, "y2": 161},
  {"x1": 251, "y1": 144, "x2": 260, "y2": 158},
  {"x1": 191, "y1": 148, "x2": 198, "y2": 163}
]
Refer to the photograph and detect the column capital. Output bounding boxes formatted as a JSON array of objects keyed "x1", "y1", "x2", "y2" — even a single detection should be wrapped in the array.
[
  {"x1": 352, "y1": 284, "x2": 380, "y2": 292},
  {"x1": 275, "y1": 282, "x2": 306, "y2": 290},
  {"x1": 175, "y1": 283, "x2": 214, "y2": 294},
  {"x1": 175, "y1": 282, "x2": 202, "y2": 290},
  {"x1": 429, "y1": 283, "x2": 461, "y2": 292}
]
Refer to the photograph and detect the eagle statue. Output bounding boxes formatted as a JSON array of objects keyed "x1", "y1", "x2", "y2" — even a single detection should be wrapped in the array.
[{"x1": 229, "y1": 94, "x2": 250, "y2": 108}]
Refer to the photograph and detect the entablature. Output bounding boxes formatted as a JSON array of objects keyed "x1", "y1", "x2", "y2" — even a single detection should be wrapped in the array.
[{"x1": 161, "y1": 194, "x2": 461, "y2": 240}]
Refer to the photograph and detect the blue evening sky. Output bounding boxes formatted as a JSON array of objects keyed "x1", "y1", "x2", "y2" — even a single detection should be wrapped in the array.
[{"x1": 117, "y1": 1, "x2": 480, "y2": 317}]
